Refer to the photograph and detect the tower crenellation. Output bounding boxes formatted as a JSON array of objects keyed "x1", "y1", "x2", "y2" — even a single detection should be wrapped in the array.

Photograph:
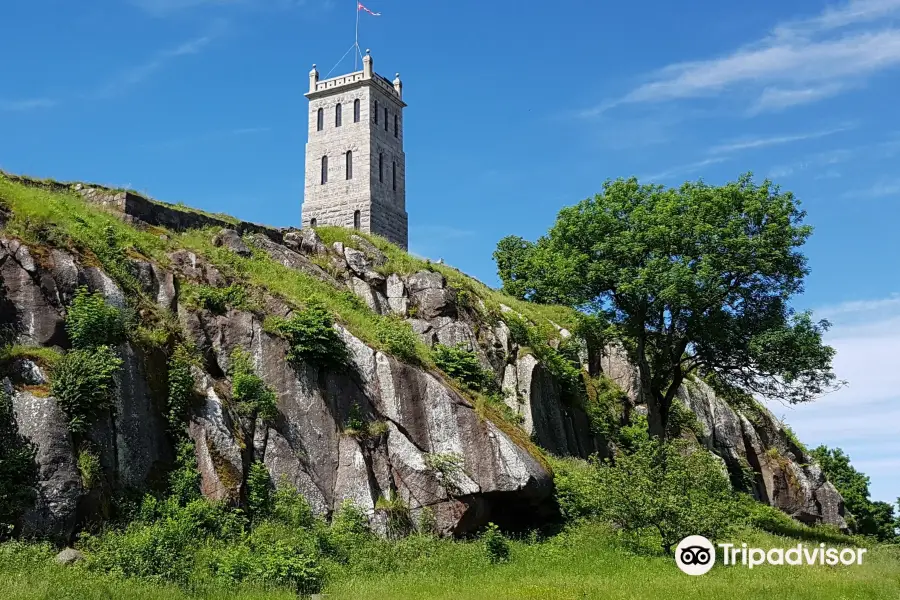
[{"x1": 302, "y1": 50, "x2": 408, "y2": 249}]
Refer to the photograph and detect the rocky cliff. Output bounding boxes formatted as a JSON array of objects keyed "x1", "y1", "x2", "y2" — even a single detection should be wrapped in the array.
[{"x1": 0, "y1": 173, "x2": 845, "y2": 543}]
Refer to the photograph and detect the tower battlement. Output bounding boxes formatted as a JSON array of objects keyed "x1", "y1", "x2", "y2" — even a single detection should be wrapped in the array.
[{"x1": 301, "y1": 50, "x2": 408, "y2": 249}]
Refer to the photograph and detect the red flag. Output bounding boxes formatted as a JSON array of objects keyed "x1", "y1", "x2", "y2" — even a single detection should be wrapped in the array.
[{"x1": 358, "y1": 2, "x2": 381, "y2": 16}]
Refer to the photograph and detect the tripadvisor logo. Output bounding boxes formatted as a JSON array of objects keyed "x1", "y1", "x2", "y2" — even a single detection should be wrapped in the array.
[{"x1": 675, "y1": 536, "x2": 868, "y2": 576}]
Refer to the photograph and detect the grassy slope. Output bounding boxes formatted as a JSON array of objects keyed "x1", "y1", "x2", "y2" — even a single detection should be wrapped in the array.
[{"x1": 2, "y1": 525, "x2": 897, "y2": 600}]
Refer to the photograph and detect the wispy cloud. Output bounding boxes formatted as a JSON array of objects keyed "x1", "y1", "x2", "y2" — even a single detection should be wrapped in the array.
[
  {"x1": 131, "y1": 0, "x2": 307, "y2": 17},
  {"x1": 709, "y1": 126, "x2": 852, "y2": 154},
  {"x1": 588, "y1": 0, "x2": 900, "y2": 115},
  {"x1": 841, "y1": 178, "x2": 900, "y2": 198},
  {"x1": 88, "y1": 26, "x2": 224, "y2": 99},
  {"x1": 641, "y1": 157, "x2": 729, "y2": 182},
  {"x1": 0, "y1": 98, "x2": 57, "y2": 111}
]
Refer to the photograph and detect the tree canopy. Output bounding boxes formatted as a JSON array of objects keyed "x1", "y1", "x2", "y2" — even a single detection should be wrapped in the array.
[
  {"x1": 811, "y1": 445, "x2": 899, "y2": 542},
  {"x1": 493, "y1": 174, "x2": 842, "y2": 436}
]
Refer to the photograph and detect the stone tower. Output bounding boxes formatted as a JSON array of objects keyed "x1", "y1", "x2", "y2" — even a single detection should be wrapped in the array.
[{"x1": 302, "y1": 50, "x2": 408, "y2": 249}]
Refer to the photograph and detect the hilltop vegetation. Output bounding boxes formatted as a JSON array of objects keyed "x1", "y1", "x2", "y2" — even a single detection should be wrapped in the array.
[{"x1": 0, "y1": 171, "x2": 898, "y2": 599}]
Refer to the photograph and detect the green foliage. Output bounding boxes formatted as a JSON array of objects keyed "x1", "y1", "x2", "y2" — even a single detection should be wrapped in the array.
[
  {"x1": 166, "y1": 345, "x2": 196, "y2": 431},
  {"x1": 66, "y1": 287, "x2": 126, "y2": 349},
  {"x1": 246, "y1": 462, "x2": 273, "y2": 523},
  {"x1": 432, "y1": 344, "x2": 496, "y2": 393},
  {"x1": 168, "y1": 440, "x2": 201, "y2": 507},
  {"x1": 481, "y1": 522, "x2": 510, "y2": 563},
  {"x1": 183, "y1": 283, "x2": 248, "y2": 315},
  {"x1": 265, "y1": 304, "x2": 348, "y2": 370},
  {"x1": 0, "y1": 387, "x2": 36, "y2": 536},
  {"x1": 271, "y1": 479, "x2": 315, "y2": 530},
  {"x1": 584, "y1": 375, "x2": 627, "y2": 439},
  {"x1": 375, "y1": 493, "x2": 414, "y2": 540},
  {"x1": 210, "y1": 538, "x2": 322, "y2": 593},
  {"x1": 552, "y1": 438, "x2": 741, "y2": 554},
  {"x1": 811, "y1": 445, "x2": 897, "y2": 542},
  {"x1": 424, "y1": 452, "x2": 465, "y2": 496},
  {"x1": 494, "y1": 174, "x2": 840, "y2": 437},
  {"x1": 78, "y1": 447, "x2": 103, "y2": 490},
  {"x1": 374, "y1": 316, "x2": 421, "y2": 363},
  {"x1": 229, "y1": 348, "x2": 278, "y2": 421},
  {"x1": 50, "y1": 345, "x2": 123, "y2": 434}
]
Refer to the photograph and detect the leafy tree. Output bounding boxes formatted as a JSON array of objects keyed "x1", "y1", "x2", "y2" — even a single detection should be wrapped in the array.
[
  {"x1": 811, "y1": 445, "x2": 898, "y2": 541},
  {"x1": 494, "y1": 175, "x2": 841, "y2": 436}
]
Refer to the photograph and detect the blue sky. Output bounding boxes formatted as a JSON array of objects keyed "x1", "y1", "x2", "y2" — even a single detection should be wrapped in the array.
[{"x1": 2, "y1": 0, "x2": 899, "y2": 504}]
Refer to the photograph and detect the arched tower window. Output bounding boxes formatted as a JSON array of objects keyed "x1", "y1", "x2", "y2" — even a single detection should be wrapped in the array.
[
  {"x1": 321, "y1": 155, "x2": 328, "y2": 184},
  {"x1": 374, "y1": 100, "x2": 379, "y2": 124},
  {"x1": 392, "y1": 161, "x2": 397, "y2": 191},
  {"x1": 384, "y1": 107, "x2": 388, "y2": 131},
  {"x1": 353, "y1": 99, "x2": 360, "y2": 123},
  {"x1": 335, "y1": 103, "x2": 342, "y2": 127},
  {"x1": 379, "y1": 153, "x2": 384, "y2": 183},
  {"x1": 353, "y1": 210, "x2": 361, "y2": 230},
  {"x1": 394, "y1": 114, "x2": 399, "y2": 138},
  {"x1": 310, "y1": 218, "x2": 317, "y2": 228},
  {"x1": 316, "y1": 108, "x2": 324, "y2": 131},
  {"x1": 345, "y1": 150, "x2": 353, "y2": 180}
]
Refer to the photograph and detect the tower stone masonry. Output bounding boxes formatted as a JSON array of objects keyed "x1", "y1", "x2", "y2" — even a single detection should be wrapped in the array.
[{"x1": 302, "y1": 50, "x2": 408, "y2": 249}]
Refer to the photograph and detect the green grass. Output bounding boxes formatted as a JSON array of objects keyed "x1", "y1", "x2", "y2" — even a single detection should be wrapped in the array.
[
  {"x1": 2, "y1": 524, "x2": 897, "y2": 600},
  {"x1": 0, "y1": 345, "x2": 63, "y2": 369}
]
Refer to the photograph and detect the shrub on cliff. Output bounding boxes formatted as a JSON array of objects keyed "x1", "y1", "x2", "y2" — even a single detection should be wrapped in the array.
[
  {"x1": 66, "y1": 287, "x2": 125, "y2": 349},
  {"x1": 51, "y1": 346, "x2": 123, "y2": 434},
  {"x1": 229, "y1": 348, "x2": 278, "y2": 421},
  {"x1": 265, "y1": 304, "x2": 348, "y2": 370},
  {"x1": 433, "y1": 343, "x2": 496, "y2": 393}
]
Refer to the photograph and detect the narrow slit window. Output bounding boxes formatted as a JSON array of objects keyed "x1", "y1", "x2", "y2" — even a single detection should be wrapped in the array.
[
  {"x1": 384, "y1": 107, "x2": 388, "y2": 131},
  {"x1": 345, "y1": 150, "x2": 353, "y2": 180},
  {"x1": 379, "y1": 153, "x2": 384, "y2": 183},
  {"x1": 310, "y1": 218, "x2": 317, "y2": 228},
  {"x1": 392, "y1": 161, "x2": 397, "y2": 191},
  {"x1": 374, "y1": 101, "x2": 379, "y2": 124},
  {"x1": 353, "y1": 99, "x2": 360, "y2": 123},
  {"x1": 335, "y1": 103, "x2": 342, "y2": 127},
  {"x1": 394, "y1": 114, "x2": 399, "y2": 138},
  {"x1": 321, "y1": 155, "x2": 328, "y2": 184},
  {"x1": 353, "y1": 210, "x2": 361, "y2": 230},
  {"x1": 316, "y1": 108, "x2": 324, "y2": 131}
]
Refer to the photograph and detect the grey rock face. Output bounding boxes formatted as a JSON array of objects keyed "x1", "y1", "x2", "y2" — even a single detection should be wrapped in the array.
[
  {"x1": 11, "y1": 387, "x2": 82, "y2": 543},
  {"x1": 212, "y1": 228, "x2": 251, "y2": 257}
]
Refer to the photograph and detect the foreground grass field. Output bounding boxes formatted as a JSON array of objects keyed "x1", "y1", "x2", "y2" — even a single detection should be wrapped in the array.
[{"x1": 2, "y1": 524, "x2": 898, "y2": 600}]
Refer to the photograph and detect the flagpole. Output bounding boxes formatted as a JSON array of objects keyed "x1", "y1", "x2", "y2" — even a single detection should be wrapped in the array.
[{"x1": 354, "y1": 0, "x2": 361, "y2": 70}]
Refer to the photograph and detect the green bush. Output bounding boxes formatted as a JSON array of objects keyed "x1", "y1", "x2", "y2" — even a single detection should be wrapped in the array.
[
  {"x1": 432, "y1": 344, "x2": 496, "y2": 393},
  {"x1": 246, "y1": 461, "x2": 273, "y2": 522},
  {"x1": 0, "y1": 387, "x2": 37, "y2": 536},
  {"x1": 482, "y1": 522, "x2": 510, "y2": 563},
  {"x1": 185, "y1": 284, "x2": 247, "y2": 315},
  {"x1": 375, "y1": 316, "x2": 420, "y2": 363},
  {"x1": 166, "y1": 345, "x2": 196, "y2": 431},
  {"x1": 376, "y1": 492, "x2": 414, "y2": 540},
  {"x1": 584, "y1": 375, "x2": 627, "y2": 439},
  {"x1": 593, "y1": 439, "x2": 741, "y2": 553},
  {"x1": 77, "y1": 447, "x2": 102, "y2": 490},
  {"x1": 210, "y1": 538, "x2": 323, "y2": 593},
  {"x1": 271, "y1": 479, "x2": 315, "y2": 530},
  {"x1": 229, "y1": 348, "x2": 278, "y2": 421},
  {"x1": 50, "y1": 345, "x2": 123, "y2": 434},
  {"x1": 265, "y1": 304, "x2": 348, "y2": 370},
  {"x1": 65, "y1": 287, "x2": 125, "y2": 349},
  {"x1": 552, "y1": 439, "x2": 741, "y2": 554},
  {"x1": 424, "y1": 452, "x2": 465, "y2": 497},
  {"x1": 167, "y1": 440, "x2": 202, "y2": 507}
]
